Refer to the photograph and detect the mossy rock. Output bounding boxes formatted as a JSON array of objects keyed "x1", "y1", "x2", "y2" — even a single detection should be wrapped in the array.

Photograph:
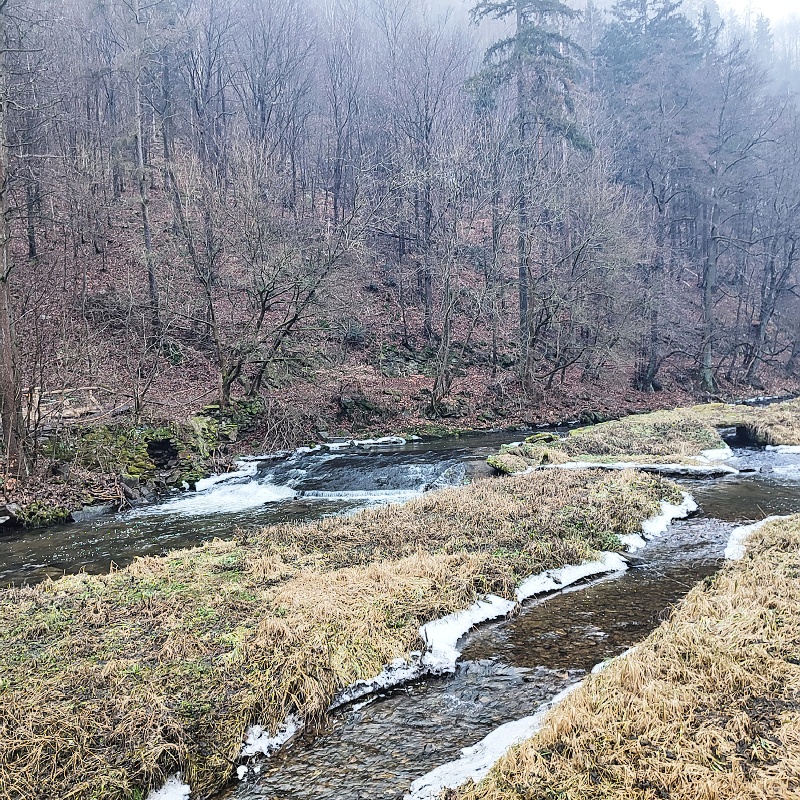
[
  {"x1": 17, "y1": 501, "x2": 72, "y2": 528},
  {"x1": 525, "y1": 432, "x2": 560, "y2": 445},
  {"x1": 487, "y1": 453, "x2": 530, "y2": 475}
]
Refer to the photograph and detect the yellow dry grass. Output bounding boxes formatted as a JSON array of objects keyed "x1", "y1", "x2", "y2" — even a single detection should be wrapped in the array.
[
  {"x1": 690, "y1": 399, "x2": 800, "y2": 446},
  {"x1": 492, "y1": 400, "x2": 800, "y2": 473},
  {"x1": 0, "y1": 469, "x2": 677, "y2": 800},
  {"x1": 456, "y1": 515, "x2": 800, "y2": 800}
]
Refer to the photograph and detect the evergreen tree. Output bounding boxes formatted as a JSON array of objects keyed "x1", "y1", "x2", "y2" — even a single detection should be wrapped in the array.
[{"x1": 471, "y1": 0, "x2": 584, "y2": 381}]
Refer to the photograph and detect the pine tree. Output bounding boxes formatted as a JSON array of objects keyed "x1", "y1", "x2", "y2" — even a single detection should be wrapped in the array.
[{"x1": 471, "y1": 0, "x2": 583, "y2": 376}]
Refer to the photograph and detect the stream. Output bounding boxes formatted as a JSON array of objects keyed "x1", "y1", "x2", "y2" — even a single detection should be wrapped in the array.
[{"x1": 2, "y1": 432, "x2": 799, "y2": 799}]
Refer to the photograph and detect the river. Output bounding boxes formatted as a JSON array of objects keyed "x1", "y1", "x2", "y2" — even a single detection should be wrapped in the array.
[{"x1": 1, "y1": 432, "x2": 799, "y2": 800}]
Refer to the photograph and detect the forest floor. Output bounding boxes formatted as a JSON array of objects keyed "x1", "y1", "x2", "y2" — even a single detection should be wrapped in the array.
[
  {"x1": 0, "y1": 468, "x2": 679, "y2": 800},
  {"x1": 454, "y1": 514, "x2": 800, "y2": 800}
]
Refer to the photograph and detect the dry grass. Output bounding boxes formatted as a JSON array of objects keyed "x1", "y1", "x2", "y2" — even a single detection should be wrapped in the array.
[
  {"x1": 491, "y1": 400, "x2": 800, "y2": 474},
  {"x1": 0, "y1": 469, "x2": 678, "y2": 800},
  {"x1": 558, "y1": 410, "x2": 725, "y2": 457},
  {"x1": 492, "y1": 411, "x2": 725, "y2": 473},
  {"x1": 689, "y1": 399, "x2": 800, "y2": 446},
  {"x1": 456, "y1": 515, "x2": 800, "y2": 800}
]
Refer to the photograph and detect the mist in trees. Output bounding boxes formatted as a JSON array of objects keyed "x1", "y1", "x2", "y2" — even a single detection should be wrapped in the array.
[{"x1": 1, "y1": 0, "x2": 799, "y2": 472}]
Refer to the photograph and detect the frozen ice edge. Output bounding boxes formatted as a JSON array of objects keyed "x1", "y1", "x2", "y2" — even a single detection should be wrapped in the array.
[
  {"x1": 145, "y1": 774, "x2": 191, "y2": 800},
  {"x1": 236, "y1": 492, "x2": 697, "y2": 782},
  {"x1": 404, "y1": 683, "x2": 580, "y2": 800},
  {"x1": 724, "y1": 515, "x2": 788, "y2": 560},
  {"x1": 404, "y1": 647, "x2": 638, "y2": 800},
  {"x1": 552, "y1": 459, "x2": 737, "y2": 477}
]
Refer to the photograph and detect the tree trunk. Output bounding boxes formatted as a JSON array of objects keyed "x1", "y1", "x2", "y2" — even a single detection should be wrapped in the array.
[
  {"x1": 516, "y1": 0, "x2": 529, "y2": 367},
  {"x1": 133, "y1": 5, "x2": 160, "y2": 339},
  {"x1": 0, "y1": 21, "x2": 25, "y2": 473},
  {"x1": 700, "y1": 192, "x2": 719, "y2": 393}
]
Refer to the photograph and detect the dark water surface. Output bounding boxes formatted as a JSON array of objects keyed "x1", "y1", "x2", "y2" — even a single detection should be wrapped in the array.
[{"x1": 0, "y1": 431, "x2": 516, "y2": 586}]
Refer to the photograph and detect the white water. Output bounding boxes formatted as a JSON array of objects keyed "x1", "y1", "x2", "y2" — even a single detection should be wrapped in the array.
[{"x1": 131, "y1": 477, "x2": 296, "y2": 517}]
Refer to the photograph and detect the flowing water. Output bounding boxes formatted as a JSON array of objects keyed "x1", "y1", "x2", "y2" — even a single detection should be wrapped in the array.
[
  {"x1": 1, "y1": 431, "x2": 799, "y2": 799},
  {"x1": 0, "y1": 432, "x2": 512, "y2": 586}
]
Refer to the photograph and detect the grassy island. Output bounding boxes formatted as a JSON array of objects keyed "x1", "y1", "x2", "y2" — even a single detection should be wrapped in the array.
[{"x1": 489, "y1": 399, "x2": 800, "y2": 475}]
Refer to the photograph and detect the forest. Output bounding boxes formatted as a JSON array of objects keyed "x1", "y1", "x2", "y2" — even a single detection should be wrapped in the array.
[{"x1": 1, "y1": 0, "x2": 800, "y2": 474}]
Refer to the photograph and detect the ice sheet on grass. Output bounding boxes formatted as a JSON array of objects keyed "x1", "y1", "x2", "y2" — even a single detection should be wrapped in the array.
[
  {"x1": 334, "y1": 551, "x2": 632, "y2": 710},
  {"x1": 553, "y1": 461, "x2": 737, "y2": 477},
  {"x1": 514, "y1": 552, "x2": 628, "y2": 603},
  {"x1": 421, "y1": 594, "x2": 517, "y2": 672},
  {"x1": 619, "y1": 532, "x2": 647, "y2": 552},
  {"x1": 700, "y1": 445, "x2": 734, "y2": 461},
  {"x1": 331, "y1": 657, "x2": 424, "y2": 708},
  {"x1": 404, "y1": 683, "x2": 580, "y2": 800},
  {"x1": 241, "y1": 715, "x2": 302, "y2": 758},
  {"x1": 724, "y1": 516, "x2": 787, "y2": 560},
  {"x1": 641, "y1": 492, "x2": 698, "y2": 538},
  {"x1": 146, "y1": 775, "x2": 191, "y2": 800}
]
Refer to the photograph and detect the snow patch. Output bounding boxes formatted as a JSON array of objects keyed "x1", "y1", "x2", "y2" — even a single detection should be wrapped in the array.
[
  {"x1": 724, "y1": 516, "x2": 787, "y2": 560},
  {"x1": 700, "y1": 445, "x2": 734, "y2": 461},
  {"x1": 591, "y1": 646, "x2": 636, "y2": 674},
  {"x1": 146, "y1": 775, "x2": 191, "y2": 800},
  {"x1": 421, "y1": 595, "x2": 518, "y2": 673},
  {"x1": 641, "y1": 493, "x2": 697, "y2": 538},
  {"x1": 331, "y1": 657, "x2": 424, "y2": 709},
  {"x1": 619, "y1": 533, "x2": 647, "y2": 552},
  {"x1": 767, "y1": 444, "x2": 800, "y2": 454},
  {"x1": 514, "y1": 552, "x2": 628, "y2": 603},
  {"x1": 241, "y1": 715, "x2": 302, "y2": 758}
]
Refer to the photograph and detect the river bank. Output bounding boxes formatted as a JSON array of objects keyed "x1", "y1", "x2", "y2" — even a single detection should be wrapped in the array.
[
  {"x1": 4, "y1": 392, "x2": 797, "y2": 533},
  {"x1": 487, "y1": 399, "x2": 800, "y2": 476},
  {"x1": 453, "y1": 514, "x2": 800, "y2": 800},
  {"x1": 0, "y1": 469, "x2": 680, "y2": 800}
]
